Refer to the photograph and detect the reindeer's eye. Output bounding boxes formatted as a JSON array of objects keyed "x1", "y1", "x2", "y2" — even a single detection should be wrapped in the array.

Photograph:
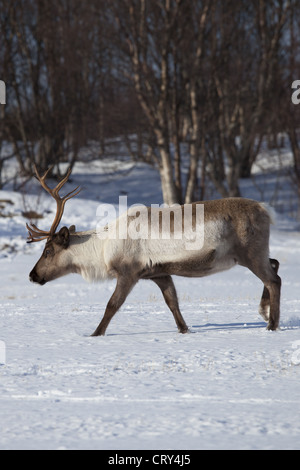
[{"x1": 44, "y1": 248, "x2": 52, "y2": 258}]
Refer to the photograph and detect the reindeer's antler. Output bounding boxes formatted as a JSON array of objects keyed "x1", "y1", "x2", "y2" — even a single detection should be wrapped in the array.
[{"x1": 26, "y1": 165, "x2": 81, "y2": 243}]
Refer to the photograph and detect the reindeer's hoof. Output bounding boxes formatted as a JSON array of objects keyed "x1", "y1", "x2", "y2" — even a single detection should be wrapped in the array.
[
  {"x1": 179, "y1": 327, "x2": 190, "y2": 334},
  {"x1": 90, "y1": 330, "x2": 105, "y2": 337}
]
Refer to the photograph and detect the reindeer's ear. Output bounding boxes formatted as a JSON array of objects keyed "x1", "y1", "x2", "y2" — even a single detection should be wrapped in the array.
[
  {"x1": 55, "y1": 226, "x2": 70, "y2": 248},
  {"x1": 69, "y1": 225, "x2": 76, "y2": 233}
]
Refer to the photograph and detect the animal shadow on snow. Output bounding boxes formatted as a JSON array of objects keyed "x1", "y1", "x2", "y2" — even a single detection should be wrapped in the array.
[{"x1": 191, "y1": 321, "x2": 266, "y2": 332}]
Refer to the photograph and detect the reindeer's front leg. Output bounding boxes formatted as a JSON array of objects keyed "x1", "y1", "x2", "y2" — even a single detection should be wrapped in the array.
[
  {"x1": 91, "y1": 275, "x2": 137, "y2": 336},
  {"x1": 151, "y1": 275, "x2": 189, "y2": 333}
]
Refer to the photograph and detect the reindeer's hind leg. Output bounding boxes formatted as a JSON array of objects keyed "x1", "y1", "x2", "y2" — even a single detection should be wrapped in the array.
[
  {"x1": 259, "y1": 259, "x2": 280, "y2": 325},
  {"x1": 240, "y1": 249, "x2": 281, "y2": 330},
  {"x1": 265, "y1": 259, "x2": 281, "y2": 330},
  {"x1": 252, "y1": 258, "x2": 281, "y2": 330}
]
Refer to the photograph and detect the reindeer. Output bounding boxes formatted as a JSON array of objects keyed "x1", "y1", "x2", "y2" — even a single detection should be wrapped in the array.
[{"x1": 27, "y1": 166, "x2": 281, "y2": 336}]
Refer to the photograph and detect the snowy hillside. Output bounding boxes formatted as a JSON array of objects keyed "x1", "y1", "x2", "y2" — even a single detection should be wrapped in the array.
[{"x1": 0, "y1": 155, "x2": 300, "y2": 450}]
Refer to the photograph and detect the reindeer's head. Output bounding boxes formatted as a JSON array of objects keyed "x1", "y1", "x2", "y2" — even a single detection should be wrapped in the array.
[{"x1": 27, "y1": 166, "x2": 80, "y2": 285}]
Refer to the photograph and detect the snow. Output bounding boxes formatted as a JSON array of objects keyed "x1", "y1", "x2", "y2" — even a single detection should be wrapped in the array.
[{"x1": 0, "y1": 154, "x2": 300, "y2": 450}]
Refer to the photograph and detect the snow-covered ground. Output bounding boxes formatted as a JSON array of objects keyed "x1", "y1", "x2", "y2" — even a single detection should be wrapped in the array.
[{"x1": 0, "y1": 154, "x2": 300, "y2": 450}]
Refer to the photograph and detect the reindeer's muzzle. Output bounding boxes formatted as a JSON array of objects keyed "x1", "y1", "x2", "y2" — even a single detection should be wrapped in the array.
[{"x1": 29, "y1": 268, "x2": 46, "y2": 285}]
